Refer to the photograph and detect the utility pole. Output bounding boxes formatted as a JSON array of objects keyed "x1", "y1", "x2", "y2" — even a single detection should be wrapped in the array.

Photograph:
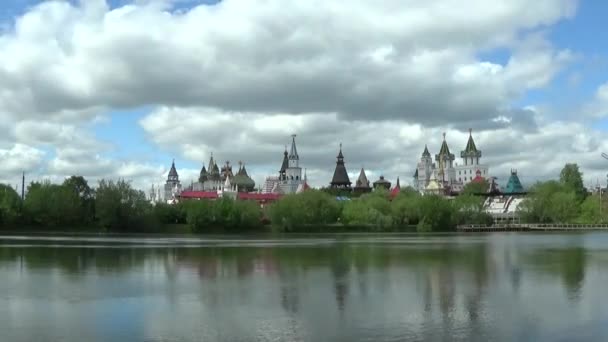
[{"x1": 21, "y1": 171, "x2": 25, "y2": 201}]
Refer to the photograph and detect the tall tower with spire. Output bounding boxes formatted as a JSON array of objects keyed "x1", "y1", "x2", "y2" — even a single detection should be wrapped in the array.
[
  {"x1": 415, "y1": 145, "x2": 434, "y2": 192},
  {"x1": 454, "y1": 129, "x2": 489, "y2": 185},
  {"x1": 164, "y1": 159, "x2": 182, "y2": 202},
  {"x1": 435, "y1": 132, "x2": 456, "y2": 186},
  {"x1": 280, "y1": 134, "x2": 303, "y2": 194},
  {"x1": 330, "y1": 143, "x2": 351, "y2": 189}
]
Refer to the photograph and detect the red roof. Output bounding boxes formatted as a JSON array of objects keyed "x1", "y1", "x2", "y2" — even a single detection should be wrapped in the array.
[
  {"x1": 390, "y1": 185, "x2": 400, "y2": 198},
  {"x1": 302, "y1": 181, "x2": 310, "y2": 190},
  {"x1": 179, "y1": 191, "x2": 218, "y2": 199}
]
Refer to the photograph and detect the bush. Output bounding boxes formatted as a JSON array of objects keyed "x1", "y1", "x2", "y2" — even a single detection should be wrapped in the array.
[
  {"x1": 342, "y1": 190, "x2": 393, "y2": 230},
  {"x1": 184, "y1": 198, "x2": 263, "y2": 232},
  {"x1": 95, "y1": 179, "x2": 156, "y2": 232},
  {"x1": 269, "y1": 190, "x2": 341, "y2": 231}
]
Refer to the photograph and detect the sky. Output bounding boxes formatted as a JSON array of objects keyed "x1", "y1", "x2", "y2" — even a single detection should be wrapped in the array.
[{"x1": 1, "y1": 0, "x2": 608, "y2": 192}]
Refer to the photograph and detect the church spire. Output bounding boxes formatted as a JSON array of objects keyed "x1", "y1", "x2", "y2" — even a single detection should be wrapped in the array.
[
  {"x1": 330, "y1": 143, "x2": 351, "y2": 189},
  {"x1": 422, "y1": 145, "x2": 431, "y2": 158},
  {"x1": 461, "y1": 128, "x2": 482, "y2": 159},
  {"x1": 279, "y1": 145, "x2": 289, "y2": 175},
  {"x1": 289, "y1": 134, "x2": 299, "y2": 160},
  {"x1": 168, "y1": 159, "x2": 179, "y2": 182}
]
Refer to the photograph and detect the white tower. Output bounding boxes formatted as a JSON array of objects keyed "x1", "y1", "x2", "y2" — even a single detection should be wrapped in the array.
[
  {"x1": 415, "y1": 145, "x2": 434, "y2": 191},
  {"x1": 283, "y1": 134, "x2": 302, "y2": 194},
  {"x1": 454, "y1": 129, "x2": 489, "y2": 184}
]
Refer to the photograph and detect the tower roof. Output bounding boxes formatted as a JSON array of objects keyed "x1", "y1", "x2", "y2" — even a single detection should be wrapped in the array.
[
  {"x1": 337, "y1": 144, "x2": 344, "y2": 160},
  {"x1": 413, "y1": 169, "x2": 419, "y2": 178},
  {"x1": 390, "y1": 177, "x2": 401, "y2": 198},
  {"x1": 504, "y1": 170, "x2": 524, "y2": 194},
  {"x1": 461, "y1": 128, "x2": 482, "y2": 158},
  {"x1": 355, "y1": 168, "x2": 370, "y2": 189},
  {"x1": 373, "y1": 175, "x2": 391, "y2": 189},
  {"x1": 289, "y1": 134, "x2": 299, "y2": 160},
  {"x1": 280, "y1": 147, "x2": 289, "y2": 173},
  {"x1": 208, "y1": 153, "x2": 216, "y2": 170},
  {"x1": 436, "y1": 132, "x2": 455, "y2": 162},
  {"x1": 439, "y1": 135, "x2": 451, "y2": 156},
  {"x1": 168, "y1": 159, "x2": 179, "y2": 180},
  {"x1": 422, "y1": 145, "x2": 431, "y2": 157},
  {"x1": 199, "y1": 163, "x2": 208, "y2": 182},
  {"x1": 330, "y1": 143, "x2": 351, "y2": 188}
]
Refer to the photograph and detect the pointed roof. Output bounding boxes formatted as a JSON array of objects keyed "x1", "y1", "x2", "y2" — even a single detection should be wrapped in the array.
[
  {"x1": 289, "y1": 134, "x2": 299, "y2": 160},
  {"x1": 168, "y1": 159, "x2": 179, "y2": 181},
  {"x1": 436, "y1": 132, "x2": 455, "y2": 162},
  {"x1": 461, "y1": 128, "x2": 482, "y2": 158},
  {"x1": 465, "y1": 129, "x2": 477, "y2": 153},
  {"x1": 438, "y1": 133, "x2": 451, "y2": 156},
  {"x1": 199, "y1": 163, "x2": 208, "y2": 182},
  {"x1": 413, "y1": 169, "x2": 419, "y2": 178},
  {"x1": 355, "y1": 168, "x2": 370, "y2": 188},
  {"x1": 390, "y1": 177, "x2": 401, "y2": 198},
  {"x1": 422, "y1": 145, "x2": 431, "y2": 157},
  {"x1": 504, "y1": 170, "x2": 524, "y2": 194},
  {"x1": 224, "y1": 174, "x2": 232, "y2": 188},
  {"x1": 208, "y1": 153, "x2": 216, "y2": 170},
  {"x1": 280, "y1": 146, "x2": 289, "y2": 173},
  {"x1": 330, "y1": 143, "x2": 351, "y2": 188},
  {"x1": 337, "y1": 148, "x2": 344, "y2": 159}
]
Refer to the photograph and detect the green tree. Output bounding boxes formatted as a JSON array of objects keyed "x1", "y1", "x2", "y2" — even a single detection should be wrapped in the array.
[
  {"x1": 519, "y1": 181, "x2": 579, "y2": 223},
  {"x1": 342, "y1": 190, "x2": 393, "y2": 230},
  {"x1": 0, "y1": 184, "x2": 21, "y2": 226},
  {"x1": 24, "y1": 181, "x2": 81, "y2": 226},
  {"x1": 577, "y1": 195, "x2": 603, "y2": 224},
  {"x1": 560, "y1": 163, "x2": 586, "y2": 202},
  {"x1": 154, "y1": 202, "x2": 187, "y2": 224},
  {"x1": 416, "y1": 195, "x2": 455, "y2": 232},
  {"x1": 269, "y1": 190, "x2": 341, "y2": 231},
  {"x1": 391, "y1": 191, "x2": 421, "y2": 228},
  {"x1": 63, "y1": 176, "x2": 95, "y2": 224},
  {"x1": 95, "y1": 179, "x2": 154, "y2": 231},
  {"x1": 183, "y1": 198, "x2": 262, "y2": 232},
  {"x1": 452, "y1": 194, "x2": 493, "y2": 225},
  {"x1": 461, "y1": 179, "x2": 489, "y2": 195}
]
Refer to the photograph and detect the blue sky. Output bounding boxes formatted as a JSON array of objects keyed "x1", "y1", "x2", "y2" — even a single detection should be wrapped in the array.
[{"x1": 1, "y1": 0, "x2": 607, "y2": 189}]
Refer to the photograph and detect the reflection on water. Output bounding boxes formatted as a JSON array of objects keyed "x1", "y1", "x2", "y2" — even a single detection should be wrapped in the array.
[{"x1": 1, "y1": 233, "x2": 608, "y2": 341}]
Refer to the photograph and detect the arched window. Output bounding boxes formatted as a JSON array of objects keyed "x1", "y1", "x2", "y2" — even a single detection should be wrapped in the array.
[{"x1": 296, "y1": 176, "x2": 299, "y2": 180}]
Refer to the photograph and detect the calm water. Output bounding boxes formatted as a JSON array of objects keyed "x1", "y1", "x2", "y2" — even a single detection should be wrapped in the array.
[{"x1": 1, "y1": 233, "x2": 608, "y2": 341}]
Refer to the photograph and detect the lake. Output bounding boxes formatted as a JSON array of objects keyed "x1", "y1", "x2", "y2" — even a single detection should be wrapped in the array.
[{"x1": 1, "y1": 232, "x2": 607, "y2": 341}]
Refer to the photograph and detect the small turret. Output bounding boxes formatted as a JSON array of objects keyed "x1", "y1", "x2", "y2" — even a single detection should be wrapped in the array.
[{"x1": 354, "y1": 167, "x2": 372, "y2": 193}]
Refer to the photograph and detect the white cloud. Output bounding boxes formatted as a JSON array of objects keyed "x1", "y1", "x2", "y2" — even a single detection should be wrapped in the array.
[
  {"x1": 0, "y1": 143, "x2": 45, "y2": 178},
  {"x1": 0, "y1": 0, "x2": 576, "y2": 124}
]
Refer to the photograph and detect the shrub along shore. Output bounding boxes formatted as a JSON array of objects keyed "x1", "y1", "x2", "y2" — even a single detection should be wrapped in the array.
[{"x1": 0, "y1": 164, "x2": 603, "y2": 234}]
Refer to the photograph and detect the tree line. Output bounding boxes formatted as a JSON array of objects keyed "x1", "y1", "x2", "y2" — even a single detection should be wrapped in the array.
[{"x1": 0, "y1": 163, "x2": 602, "y2": 233}]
